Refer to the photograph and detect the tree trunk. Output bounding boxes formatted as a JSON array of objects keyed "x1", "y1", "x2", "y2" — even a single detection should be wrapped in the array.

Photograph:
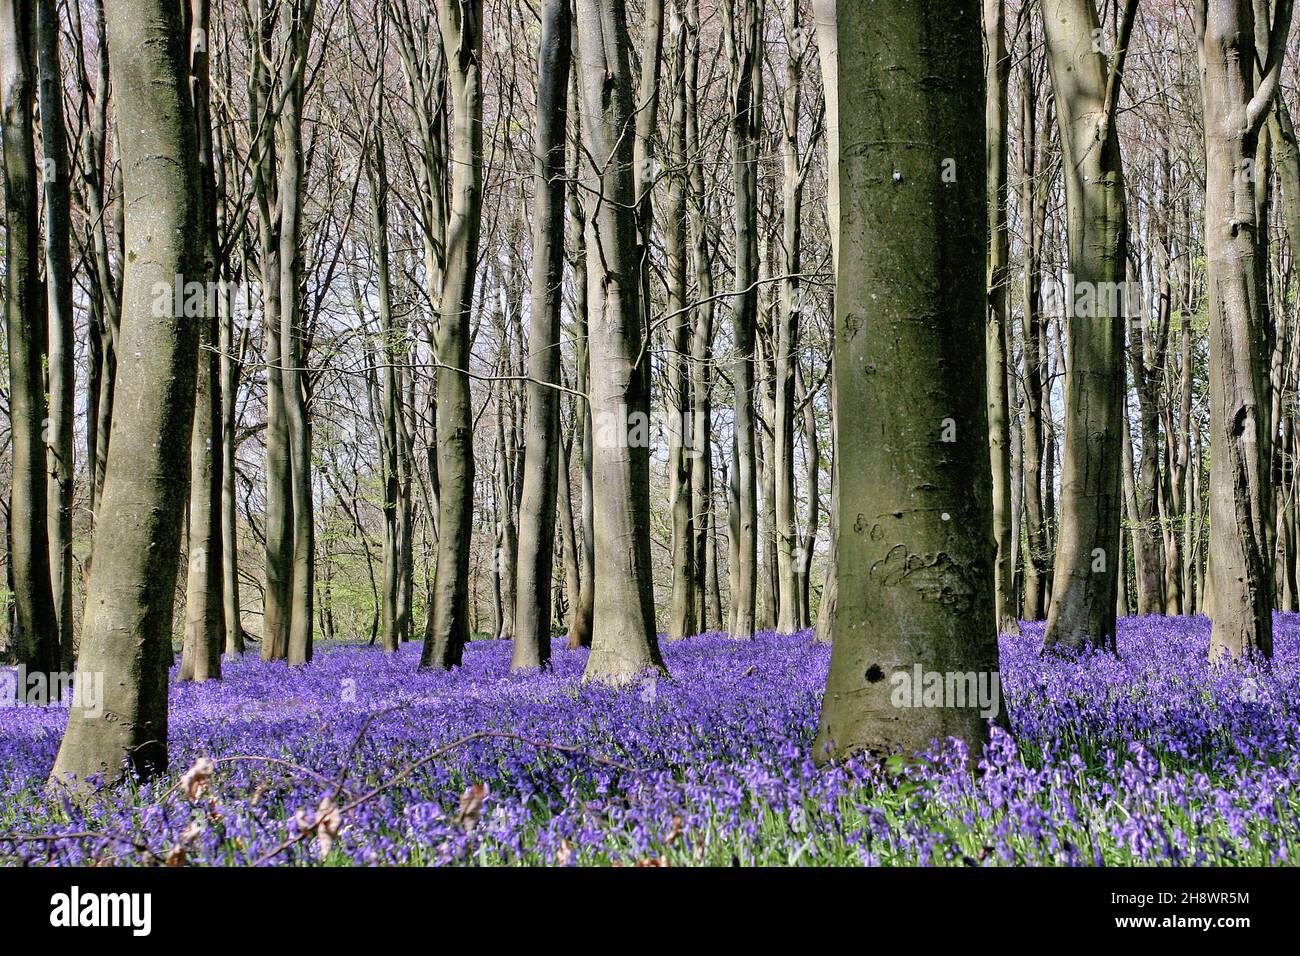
[
  {"x1": 50, "y1": 0, "x2": 200, "y2": 786},
  {"x1": 574, "y1": 0, "x2": 665, "y2": 683},
  {"x1": 421, "y1": 0, "x2": 483, "y2": 670},
  {"x1": 815, "y1": 0, "x2": 997, "y2": 763},
  {"x1": 36, "y1": 0, "x2": 75, "y2": 667},
  {"x1": 1196, "y1": 0, "x2": 1292, "y2": 660},
  {"x1": 666, "y1": 12, "x2": 695, "y2": 641},
  {"x1": 1041, "y1": 0, "x2": 1134, "y2": 653},
  {"x1": 0, "y1": 0, "x2": 60, "y2": 680},
  {"x1": 513, "y1": 0, "x2": 571, "y2": 669},
  {"x1": 984, "y1": 0, "x2": 1017, "y2": 634},
  {"x1": 179, "y1": 0, "x2": 225, "y2": 681},
  {"x1": 724, "y1": 0, "x2": 761, "y2": 639}
]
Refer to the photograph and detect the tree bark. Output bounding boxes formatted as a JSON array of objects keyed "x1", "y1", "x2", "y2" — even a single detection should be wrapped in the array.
[
  {"x1": 1196, "y1": 0, "x2": 1292, "y2": 660},
  {"x1": 1041, "y1": 0, "x2": 1134, "y2": 653},
  {"x1": 815, "y1": 0, "x2": 998, "y2": 763},
  {"x1": 36, "y1": 0, "x2": 75, "y2": 667},
  {"x1": 574, "y1": 0, "x2": 665, "y2": 683},
  {"x1": 420, "y1": 0, "x2": 483, "y2": 670},
  {"x1": 50, "y1": 0, "x2": 200, "y2": 786},
  {"x1": 1, "y1": 0, "x2": 60, "y2": 680},
  {"x1": 513, "y1": 0, "x2": 571, "y2": 669}
]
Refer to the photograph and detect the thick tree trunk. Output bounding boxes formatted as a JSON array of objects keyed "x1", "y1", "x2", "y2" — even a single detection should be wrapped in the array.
[
  {"x1": 421, "y1": 0, "x2": 483, "y2": 670},
  {"x1": 574, "y1": 0, "x2": 665, "y2": 683},
  {"x1": 50, "y1": 0, "x2": 200, "y2": 786},
  {"x1": 1196, "y1": 0, "x2": 1292, "y2": 660},
  {"x1": 513, "y1": 0, "x2": 571, "y2": 669},
  {"x1": 815, "y1": 0, "x2": 998, "y2": 763},
  {"x1": 1, "y1": 0, "x2": 60, "y2": 680},
  {"x1": 1041, "y1": 0, "x2": 1134, "y2": 653}
]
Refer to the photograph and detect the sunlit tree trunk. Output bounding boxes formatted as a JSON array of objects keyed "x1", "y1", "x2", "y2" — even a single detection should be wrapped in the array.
[
  {"x1": 180, "y1": 0, "x2": 225, "y2": 681},
  {"x1": 1195, "y1": 0, "x2": 1292, "y2": 660},
  {"x1": 50, "y1": 0, "x2": 200, "y2": 786},
  {"x1": 1041, "y1": 0, "x2": 1135, "y2": 653},
  {"x1": 421, "y1": 0, "x2": 483, "y2": 670},
  {"x1": 574, "y1": 0, "x2": 664, "y2": 682}
]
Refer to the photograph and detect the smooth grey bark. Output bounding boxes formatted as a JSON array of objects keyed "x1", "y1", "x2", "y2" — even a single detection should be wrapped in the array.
[
  {"x1": 686, "y1": 0, "x2": 715, "y2": 634},
  {"x1": 50, "y1": 0, "x2": 201, "y2": 787},
  {"x1": 574, "y1": 0, "x2": 664, "y2": 683},
  {"x1": 724, "y1": 0, "x2": 762, "y2": 639},
  {"x1": 812, "y1": 0, "x2": 837, "y2": 643},
  {"x1": 421, "y1": 0, "x2": 483, "y2": 670},
  {"x1": 984, "y1": 0, "x2": 1018, "y2": 634},
  {"x1": 1195, "y1": 0, "x2": 1293, "y2": 660},
  {"x1": 774, "y1": 3, "x2": 813, "y2": 635},
  {"x1": 814, "y1": 0, "x2": 997, "y2": 763},
  {"x1": 566, "y1": 64, "x2": 595, "y2": 650},
  {"x1": 1041, "y1": 0, "x2": 1136, "y2": 652},
  {"x1": 253, "y1": 0, "x2": 292, "y2": 662},
  {"x1": 279, "y1": 1, "x2": 316, "y2": 667},
  {"x1": 1, "y1": 0, "x2": 60, "y2": 680},
  {"x1": 513, "y1": 0, "x2": 571, "y2": 669},
  {"x1": 36, "y1": 0, "x2": 75, "y2": 667},
  {"x1": 180, "y1": 0, "x2": 225, "y2": 682}
]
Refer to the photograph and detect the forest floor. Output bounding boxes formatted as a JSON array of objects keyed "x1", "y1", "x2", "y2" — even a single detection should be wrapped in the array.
[{"x1": 1, "y1": 615, "x2": 1298, "y2": 865}]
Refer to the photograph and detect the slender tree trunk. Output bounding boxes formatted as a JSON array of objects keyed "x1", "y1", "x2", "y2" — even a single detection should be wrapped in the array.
[
  {"x1": 421, "y1": 0, "x2": 483, "y2": 670},
  {"x1": 812, "y1": 0, "x2": 838, "y2": 643},
  {"x1": 985, "y1": 0, "x2": 1017, "y2": 634},
  {"x1": 774, "y1": 2, "x2": 809, "y2": 635},
  {"x1": 36, "y1": 0, "x2": 75, "y2": 667},
  {"x1": 513, "y1": 0, "x2": 571, "y2": 669},
  {"x1": 1, "y1": 0, "x2": 60, "y2": 680},
  {"x1": 725, "y1": 0, "x2": 762, "y2": 639},
  {"x1": 180, "y1": 0, "x2": 225, "y2": 681},
  {"x1": 666, "y1": 12, "x2": 695, "y2": 641},
  {"x1": 567, "y1": 65, "x2": 595, "y2": 651},
  {"x1": 686, "y1": 0, "x2": 714, "y2": 635},
  {"x1": 280, "y1": 2, "x2": 316, "y2": 667},
  {"x1": 574, "y1": 0, "x2": 664, "y2": 682},
  {"x1": 815, "y1": 0, "x2": 997, "y2": 763},
  {"x1": 50, "y1": 0, "x2": 200, "y2": 786}
]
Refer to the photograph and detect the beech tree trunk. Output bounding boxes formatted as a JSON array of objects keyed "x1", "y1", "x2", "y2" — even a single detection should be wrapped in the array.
[
  {"x1": 815, "y1": 0, "x2": 998, "y2": 763},
  {"x1": 574, "y1": 0, "x2": 664, "y2": 683},
  {"x1": 1196, "y1": 0, "x2": 1292, "y2": 660},
  {"x1": 50, "y1": 0, "x2": 201, "y2": 786},
  {"x1": 421, "y1": 0, "x2": 483, "y2": 670},
  {"x1": 1041, "y1": 0, "x2": 1135, "y2": 652},
  {"x1": 1, "y1": 0, "x2": 60, "y2": 680},
  {"x1": 513, "y1": 0, "x2": 570, "y2": 669}
]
